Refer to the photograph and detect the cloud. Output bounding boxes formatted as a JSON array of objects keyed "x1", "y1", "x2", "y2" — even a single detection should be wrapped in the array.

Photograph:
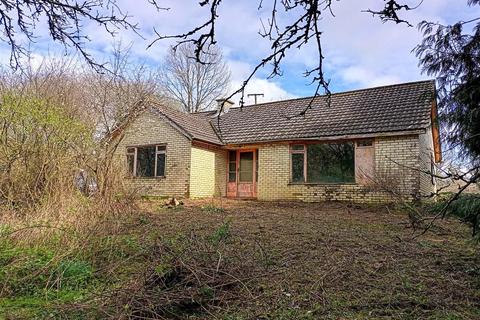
[
  {"x1": 0, "y1": 0, "x2": 473, "y2": 97},
  {"x1": 231, "y1": 77, "x2": 296, "y2": 105},
  {"x1": 339, "y1": 66, "x2": 403, "y2": 88},
  {"x1": 226, "y1": 58, "x2": 296, "y2": 105}
]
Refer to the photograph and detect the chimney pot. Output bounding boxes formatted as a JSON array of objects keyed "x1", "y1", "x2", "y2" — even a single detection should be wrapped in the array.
[{"x1": 216, "y1": 99, "x2": 234, "y2": 113}]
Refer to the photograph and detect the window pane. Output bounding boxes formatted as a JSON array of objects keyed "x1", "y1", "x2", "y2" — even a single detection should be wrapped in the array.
[
  {"x1": 157, "y1": 145, "x2": 166, "y2": 152},
  {"x1": 255, "y1": 150, "x2": 258, "y2": 182},
  {"x1": 229, "y1": 150, "x2": 236, "y2": 161},
  {"x1": 127, "y1": 154, "x2": 135, "y2": 175},
  {"x1": 156, "y1": 153, "x2": 166, "y2": 176},
  {"x1": 136, "y1": 146, "x2": 155, "y2": 177},
  {"x1": 127, "y1": 147, "x2": 135, "y2": 154},
  {"x1": 307, "y1": 143, "x2": 354, "y2": 183},
  {"x1": 239, "y1": 152, "x2": 253, "y2": 182},
  {"x1": 292, "y1": 153, "x2": 304, "y2": 183},
  {"x1": 357, "y1": 140, "x2": 373, "y2": 147},
  {"x1": 291, "y1": 144, "x2": 305, "y2": 151},
  {"x1": 228, "y1": 151, "x2": 237, "y2": 182}
]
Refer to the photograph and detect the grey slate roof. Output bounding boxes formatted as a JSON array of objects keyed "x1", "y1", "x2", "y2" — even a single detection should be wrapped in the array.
[{"x1": 152, "y1": 80, "x2": 435, "y2": 146}]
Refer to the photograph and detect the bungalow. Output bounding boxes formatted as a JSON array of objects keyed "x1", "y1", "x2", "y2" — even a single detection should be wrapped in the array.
[{"x1": 114, "y1": 80, "x2": 441, "y2": 202}]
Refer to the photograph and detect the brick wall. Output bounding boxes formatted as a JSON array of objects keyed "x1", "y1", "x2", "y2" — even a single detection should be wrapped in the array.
[
  {"x1": 115, "y1": 110, "x2": 191, "y2": 198},
  {"x1": 190, "y1": 147, "x2": 215, "y2": 198},
  {"x1": 116, "y1": 109, "x2": 434, "y2": 203},
  {"x1": 189, "y1": 145, "x2": 227, "y2": 198},
  {"x1": 257, "y1": 135, "x2": 425, "y2": 203},
  {"x1": 374, "y1": 135, "x2": 420, "y2": 199},
  {"x1": 214, "y1": 148, "x2": 228, "y2": 197},
  {"x1": 418, "y1": 127, "x2": 436, "y2": 197}
]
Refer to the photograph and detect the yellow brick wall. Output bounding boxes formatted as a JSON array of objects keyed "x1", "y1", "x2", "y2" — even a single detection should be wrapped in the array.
[
  {"x1": 418, "y1": 127, "x2": 436, "y2": 197},
  {"x1": 114, "y1": 110, "x2": 191, "y2": 198},
  {"x1": 214, "y1": 148, "x2": 228, "y2": 197},
  {"x1": 190, "y1": 145, "x2": 227, "y2": 198},
  {"x1": 374, "y1": 135, "x2": 420, "y2": 199},
  {"x1": 257, "y1": 135, "x2": 425, "y2": 203}
]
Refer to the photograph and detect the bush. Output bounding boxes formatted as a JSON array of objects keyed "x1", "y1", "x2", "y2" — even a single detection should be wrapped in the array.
[
  {"x1": 0, "y1": 93, "x2": 93, "y2": 207},
  {"x1": 428, "y1": 193, "x2": 480, "y2": 237}
]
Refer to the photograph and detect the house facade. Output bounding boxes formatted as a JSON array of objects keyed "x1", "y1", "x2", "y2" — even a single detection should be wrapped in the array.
[{"x1": 114, "y1": 80, "x2": 442, "y2": 202}]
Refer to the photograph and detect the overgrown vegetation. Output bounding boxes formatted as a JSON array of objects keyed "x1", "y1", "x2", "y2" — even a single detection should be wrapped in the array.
[
  {"x1": 0, "y1": 55, "x2": 153, "y2": 318},
  {"x1": 426, "y1": 193, "x2": 480, "y2": 238},
  {"x1": 1, "y1": 200, "x2": 479, "y2": 319},
  {"x1": 0, "y1": 93, "x2": 92, "y2": 206}
]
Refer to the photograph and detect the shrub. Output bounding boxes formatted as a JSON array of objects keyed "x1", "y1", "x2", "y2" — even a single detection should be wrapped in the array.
[
  {"x1": 428, "y1": 194, "x2": 480, "y2": 237},
  {"x1": 0, "y1": 93, "x2": 93, "y2": 207}
]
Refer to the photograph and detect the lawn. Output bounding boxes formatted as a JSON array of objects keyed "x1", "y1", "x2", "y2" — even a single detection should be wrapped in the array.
[{"x1": 1, "y1": 199, "x2": 479, "y2": 319}]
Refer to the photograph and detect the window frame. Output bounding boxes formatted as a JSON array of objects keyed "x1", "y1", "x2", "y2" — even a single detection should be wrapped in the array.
[
  {"x1": 126, "y1": 144, "x2": 167, "y2": 178},
  {"x1": 228, "y1": 150, "x2": 237, "y2": 183},
  {"x1": 290, "y1": 144, "x2": 307, "y2": 183},
  {"x1": 289, "y1": 142, "x2": 356, "y2": 184},
  {"x1": 356, "y1": 139, "x2": 373, "y2": 148},
  {"x1": 126, "y1": 147, "x2": 136, "y2": 177}
]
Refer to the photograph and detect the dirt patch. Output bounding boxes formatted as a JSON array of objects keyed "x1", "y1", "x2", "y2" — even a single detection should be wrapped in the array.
[{"x1": 120, "y1": 199, "x2": 480, "y2": 319}]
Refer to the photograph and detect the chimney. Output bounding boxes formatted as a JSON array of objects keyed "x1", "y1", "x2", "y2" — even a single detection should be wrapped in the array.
[{"x1": 216, "y1": 99, "x2": 234, "y2": 113}]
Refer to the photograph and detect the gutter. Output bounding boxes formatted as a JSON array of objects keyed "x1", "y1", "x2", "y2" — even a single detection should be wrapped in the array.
[{"x1": 222, "y1": 129, "x2": 427, "y2": 147}]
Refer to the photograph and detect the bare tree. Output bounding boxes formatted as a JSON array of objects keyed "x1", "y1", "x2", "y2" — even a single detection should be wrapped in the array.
[
  {"x1": 0, "y1": 0, "x2": 152, "y2": 70},
  {"x1": 81, "y1": 44, "x2": 163, "y2": 136},
  {"x1": 159, "y1": 43, "x2": 231, "y2": 113},
  {"x1": 0, "y1": 0, "x2": 421, "y2": 99},
  {"x1": 152, "y1": 1, "x2": 418, "y2": 113}
]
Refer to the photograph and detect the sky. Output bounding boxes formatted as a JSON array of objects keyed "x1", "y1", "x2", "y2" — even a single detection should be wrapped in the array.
[{"x1": 0, "y1": 0, "x2": 477, "y2": 106}]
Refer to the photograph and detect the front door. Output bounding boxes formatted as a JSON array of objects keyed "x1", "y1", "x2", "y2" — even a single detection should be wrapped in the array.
[{"x1": 227, "y1": 150, "x2": 257, "y2": 198}]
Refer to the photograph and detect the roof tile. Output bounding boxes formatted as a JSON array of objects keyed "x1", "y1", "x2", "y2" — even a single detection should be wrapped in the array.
[{"x1": 149, "y1": 80, "x2": 435, "y2": 146}]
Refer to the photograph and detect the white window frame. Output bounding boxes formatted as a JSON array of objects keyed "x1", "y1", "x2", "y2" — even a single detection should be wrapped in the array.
[{"x1": 126, "y1": 144, "x2": 166, "y2": 177}]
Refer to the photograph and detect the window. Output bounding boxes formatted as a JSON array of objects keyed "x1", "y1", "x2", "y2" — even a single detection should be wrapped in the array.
[
  {"x1": 228, "y1": 151, "x2": 236, "y2": 182},
  {"x1": 126, "y1": 148, "x2": 135, "y2": 176},
  {"x1": 255, "y1": 150, "x2": 259, "y2": 182},
  {"x1": 290, "y1": 143, "x2": 355, "y2": 183},
  {"x1": 291, "y1": 145, "x2": 305, "y2": 183},
  {"x1": 239, "y1": 152, "x2": 254, "y2": 182},
  {"x1": 126, "y1": 145, "x2": 166, "y2": 177},
  {"x1": 156, "y1": 146, "x2": 166, "y2": 177},
  {"x1": 356, "y1": 139, "x2": 373, "y2": 147}
]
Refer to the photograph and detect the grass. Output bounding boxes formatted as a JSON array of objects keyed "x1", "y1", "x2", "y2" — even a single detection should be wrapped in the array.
[{"x1": 1, "y1": 199, "x2": 480, "y2": 319}]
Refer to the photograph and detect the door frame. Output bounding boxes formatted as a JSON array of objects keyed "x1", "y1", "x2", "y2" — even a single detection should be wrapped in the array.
[{"x1": 226, "y1": 149, "x2": 257, "y2": 199}]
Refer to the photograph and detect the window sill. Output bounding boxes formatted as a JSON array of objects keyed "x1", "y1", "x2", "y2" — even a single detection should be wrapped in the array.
[
  {"x1": 125, "y1": 176, "x2": 166, "y2": 180},
  {"x1": 288, "y1": 182, "x2": 357, "y2": 186}
]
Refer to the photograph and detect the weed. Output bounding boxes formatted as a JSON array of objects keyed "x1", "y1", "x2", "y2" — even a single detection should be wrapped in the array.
[
  {"x1": 209, "y1": 220, "x2": 231, "y2": 244},
  {"x1": 199, "y1": 285, "x2": 214, "y2": 299},
  {"x1": 56, "y1": 259, "x2": 93, "y2": 288},
  {"x1": 201, "y1": 203, "x2": 226, "y2": 214}
]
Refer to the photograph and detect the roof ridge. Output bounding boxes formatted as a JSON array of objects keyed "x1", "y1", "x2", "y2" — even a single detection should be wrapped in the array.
[
  {"x1": 191, "y1": 109, "x2": 217, "y2": 114},
  {"x1": 239, "y1": 79, "x2": 435, "y2": 109}
]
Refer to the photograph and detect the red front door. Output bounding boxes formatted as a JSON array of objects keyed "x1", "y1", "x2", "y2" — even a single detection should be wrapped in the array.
[{"x1": 227, "y1": 150, "x2": 257, "y2": 198}]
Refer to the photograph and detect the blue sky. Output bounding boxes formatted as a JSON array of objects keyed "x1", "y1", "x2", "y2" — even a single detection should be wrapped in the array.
[{"x1": 0, "y1": 0, "x2": 476, "y2": 105}]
